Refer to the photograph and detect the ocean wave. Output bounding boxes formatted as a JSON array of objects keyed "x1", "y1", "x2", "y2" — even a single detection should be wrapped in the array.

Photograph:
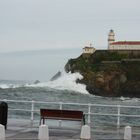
[
  {"x1": 0, "y1": 72, "x2": 89, "y2": 94},
  {"x1": 26, "y1": 72, "x2": 89, "y2": 94},
  {"x1": 0, "y1": 84, "x2": 20, "y2": 89},
  {"x1": 120, "y1": 96, "x2": 139, "y2": 102}
]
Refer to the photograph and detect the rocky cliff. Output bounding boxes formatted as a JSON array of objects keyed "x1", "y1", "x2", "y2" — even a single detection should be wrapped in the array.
[{"x1": 65, "y1": 50, "x2": 140, "y2": 97}]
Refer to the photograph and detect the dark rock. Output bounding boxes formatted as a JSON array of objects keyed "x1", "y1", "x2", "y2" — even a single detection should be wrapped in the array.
[
  {"x1": 34, "y1": 80, "x2": 40, "y2": 84},
  {"x1": 50, "y1": 71, "x2": 61, "y2": 81}
]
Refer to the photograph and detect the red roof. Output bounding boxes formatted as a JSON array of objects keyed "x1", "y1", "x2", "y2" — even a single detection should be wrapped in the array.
[{"x1": 110, "y1": 41, "x2": 140, "y2": 45}]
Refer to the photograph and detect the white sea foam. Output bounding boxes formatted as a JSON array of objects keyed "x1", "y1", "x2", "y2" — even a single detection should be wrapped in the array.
[
  {"x1": 120, "y1": 96, "x2": 139, "y2": 102},
  {"x1": 27, "y1": 72, "x2": 89, "y2": 94},
  {"x1": 0, "y1": 84, "x2": 19, "y2": 89},
  {"x1": 0, "y1": 72, "x2": 89, "y2": 94}
]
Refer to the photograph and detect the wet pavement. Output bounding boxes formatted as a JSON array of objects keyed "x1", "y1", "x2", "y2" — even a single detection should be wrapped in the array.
[{"x1": 4, "y1": 118, "x2": 140, "y2": 140}]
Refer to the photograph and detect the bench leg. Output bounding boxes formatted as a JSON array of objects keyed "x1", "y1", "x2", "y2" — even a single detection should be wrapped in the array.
[
  {"x1": 39, "y1": 118, "x2": 42, "y2": 125},
  {"x1": 39, "y1": 118, "x2": 45, "y2": 125},
  {"x1": 83, "y1": 115, "x2": 86, "y2": 125},
  {"x1": 43, "y1": 118, "x2": 45, "y2": 124}
]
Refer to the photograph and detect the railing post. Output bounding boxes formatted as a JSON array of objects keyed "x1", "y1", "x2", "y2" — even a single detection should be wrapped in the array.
[
  {"x1": 59, "y1": 102, "x2": 63, "y2": 110},
  {"x1": 117, "y1": 105, "x2": 120, "y2": 128},
  {"x1": 31, "y1": 100, "x2": 35, "y2": 126},
  {"x1": 59, "y1": 102, "x2": 63, "y2": 127},
  {"x1": 88, "y1": 104, "x2": 91, "y2": 125}
]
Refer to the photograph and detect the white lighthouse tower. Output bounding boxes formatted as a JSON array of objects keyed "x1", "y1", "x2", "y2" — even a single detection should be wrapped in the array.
[{"x1": 108, "y1": 29, "x2": 115, "y2": 49}]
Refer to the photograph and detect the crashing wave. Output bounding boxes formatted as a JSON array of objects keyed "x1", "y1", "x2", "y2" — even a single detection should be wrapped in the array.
[
  {"x1": 0, "y1": 72, "x2": 89, "y2": 94},
  {"x1": 0, "y1": 84, "x2": 20, "y2": 89},
  {"x1": 27, "y1": 72, "x2": 89, "y2": 94}
]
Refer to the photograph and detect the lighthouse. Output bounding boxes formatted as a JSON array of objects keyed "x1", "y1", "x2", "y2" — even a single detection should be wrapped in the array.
[{"x1": 108, "y1": 29, "x2": 115, "y2": 49}]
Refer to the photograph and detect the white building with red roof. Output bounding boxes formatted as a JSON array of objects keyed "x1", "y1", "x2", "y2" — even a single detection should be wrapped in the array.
[{"x1": 108, "y1": 30, "x2": 140, "y2": 50}]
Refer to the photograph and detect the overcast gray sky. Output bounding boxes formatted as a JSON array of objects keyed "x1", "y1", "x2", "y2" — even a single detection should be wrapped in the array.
[{"x1": 0, "y1": 0, "x2": 140, "y2": 52}]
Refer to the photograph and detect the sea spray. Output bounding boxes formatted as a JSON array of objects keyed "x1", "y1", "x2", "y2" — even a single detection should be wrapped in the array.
[
  {"x1": 27, "y1": 72, "x2": 89, "y2": 94},
  {"x1": 0, "y1": 72, "x2": 89, "y2": 94},
  {"x1": 0, "y1": 80, "x2": 28, "y2": 89},
  {"x1": 120, "y1": 96, "x2": 139, "y2": 102},
  {"x1": 0, "y1": 84, "x2": 20, "y2": 89}
]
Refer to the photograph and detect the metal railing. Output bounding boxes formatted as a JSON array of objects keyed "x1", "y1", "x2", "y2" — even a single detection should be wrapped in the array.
[{"x1": 1, "y1": 99, "x2": 140, "y2": 128}]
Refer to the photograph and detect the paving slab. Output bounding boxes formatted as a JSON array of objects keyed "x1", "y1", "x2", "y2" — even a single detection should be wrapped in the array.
[{"x1": 4, "y1": 118, "x2": 140, "y2": 140}]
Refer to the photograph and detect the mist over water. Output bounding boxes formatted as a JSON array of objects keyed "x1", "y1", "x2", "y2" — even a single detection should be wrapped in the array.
[{"x1": 0, "y1": 48, "x2": 82, "y2": 81}]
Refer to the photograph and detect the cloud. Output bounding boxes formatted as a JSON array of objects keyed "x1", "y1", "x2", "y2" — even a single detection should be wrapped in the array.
[{"x1": 0, "y1": 0, "x2": 140, "y2": 52}]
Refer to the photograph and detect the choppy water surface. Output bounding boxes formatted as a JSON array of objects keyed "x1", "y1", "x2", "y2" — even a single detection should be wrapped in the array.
[{"x1": 0, "y1": 72, "x2": 140, "y2": 127}]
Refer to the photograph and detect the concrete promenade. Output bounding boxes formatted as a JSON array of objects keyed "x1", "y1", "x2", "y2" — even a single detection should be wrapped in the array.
[{"x1": 4, "y1": 118, "x2": 140, "y2": 140}]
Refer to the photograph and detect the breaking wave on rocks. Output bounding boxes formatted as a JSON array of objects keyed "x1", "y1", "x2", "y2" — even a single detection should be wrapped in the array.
[
  {"x1": 0, "y1": 72, "x2": 89, "y2": 94},
  {"x1": 27, "y1": 72, "x2": 89, "y2": 94}
]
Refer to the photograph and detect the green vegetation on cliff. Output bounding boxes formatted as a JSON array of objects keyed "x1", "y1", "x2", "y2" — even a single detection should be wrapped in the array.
[{"x1": 65, "y1": 50, "x2": 140, "y2": 97}]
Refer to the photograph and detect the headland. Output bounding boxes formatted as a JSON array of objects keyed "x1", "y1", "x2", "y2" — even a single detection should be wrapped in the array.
[{"x1": 65, "y1": 30, "x2": 140, "y2": 97}]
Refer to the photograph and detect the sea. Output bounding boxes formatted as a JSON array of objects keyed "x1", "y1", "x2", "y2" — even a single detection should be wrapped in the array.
[{"x1": 0, "y1": 48, "x2": 140, "y2": 128}]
